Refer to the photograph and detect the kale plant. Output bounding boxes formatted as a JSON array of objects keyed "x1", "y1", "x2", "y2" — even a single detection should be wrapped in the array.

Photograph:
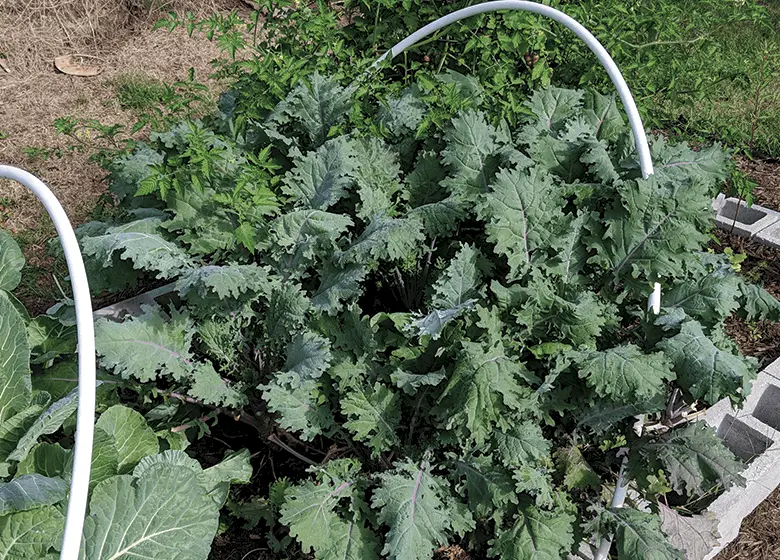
[{"x1": 73, "y1": 72, "x2": 780, "y2": 560}]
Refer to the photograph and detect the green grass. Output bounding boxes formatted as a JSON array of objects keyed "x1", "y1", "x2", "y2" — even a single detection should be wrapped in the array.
[
  {"x1": 656, "y1": 3, "x2": 780, "y2": 156},
  {"x1": 111, "y1": 73, "x2": 168, "y2": 111}
]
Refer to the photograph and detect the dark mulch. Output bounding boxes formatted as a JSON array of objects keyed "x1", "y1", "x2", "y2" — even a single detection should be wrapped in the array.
[
  {"x1": 711, "y1": 229, "x2": 780, "y2": 368},
  {"x1": 737, "y1": 156, "x2": 780, "y2": 212}
]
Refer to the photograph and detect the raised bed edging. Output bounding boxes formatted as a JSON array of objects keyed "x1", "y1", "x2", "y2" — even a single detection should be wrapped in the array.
[
  {"x1": 700, "y1": 359, "x2": 780, "y2": 559},
  {"x1": 713, "y1": 194, "x2": 780, "y2": 249},
  {"x1": 570, "y1": 357, "x2": 780, "y2": 560}
]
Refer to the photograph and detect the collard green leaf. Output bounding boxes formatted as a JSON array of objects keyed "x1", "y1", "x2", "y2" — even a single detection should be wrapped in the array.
[
  {"x1": 436, "y1": 342, "x2": 537, "y2": 446},
  {"x1": 0, "y1": 474, "x2": 68, "y2": 515},
  {"x1": 603, "y1": 507, "x2": 685, "y2": 560},
  {"x1": 95, "y1": 405, "x2": 159, "y2": 474},
  {"x1": 341, "y1": 383, "x2": 400, "y2": 456},
  {"x1": 95, "y1": 306, "x2": 195, "y2": 382},
  {"x1": 372, "y1": 459, "x2": 474, "y2": 560},
  {"x1": 7, "y1": 389, "x2": 78, "y2": 464},
  {"x1": 488, "y1": 502, "x2": 575, "y2": 560},
  {"x1": 0, "y1": 229, "x2": 24, "y2": 291},
  {"x1": 283, "y1": 137, "x2": 356, "y2": 210},
  {"x1": 575, "y1": 344, "x2": 675, "y2": 401},
  {"x1": 17, "y1": 443, "x2": 69, "y2": 478},
  {"x1": 477, "y1": 166, "x2": 563, "y2": 276},
  {"x1": 631, "y1": 422, "x2": 745, "y2": 497},
  {"x1": 0, "y1": 291, "x2": 31, "y2": 424},
  {"x1": 0, "y1": 393, "x2": 49, "y2": 462},
  {"x1": 0, "y1": 506, "x2": 64, "y2": 559},
  {"x1": 658, "y1": 321, "x2": 756, "y2": 405},
  {"x1": 80, "y1": 464, "x2": 220, "y2": 560}
]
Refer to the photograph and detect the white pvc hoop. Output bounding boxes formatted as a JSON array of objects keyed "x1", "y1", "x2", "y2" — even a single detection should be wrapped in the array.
[
  {"x1": 0, "y1": 165, "x2": 95, "y2": 560},
  {"x1": 373, "y1": 0, "x2": 655, "y2": 179}
]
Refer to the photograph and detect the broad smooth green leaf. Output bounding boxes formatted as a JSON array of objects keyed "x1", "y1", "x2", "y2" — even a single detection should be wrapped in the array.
[
  {"x1": 0, "y1": 229, "x2": 25, "y2": 291},
  {"x1": 7, "y1": 389, "x2": 78, "y2": 463},
  {"x1": 95, "y1": 405, "x2": 159, "y2": 474},
  {"x1": 0, "y1": 506, "x2": 64, "y2": 558},
  {"x1": 372, "y1": 459, "x2": 474, "y2": 560},
  {"x1": 0, "y1": 291, "x2": 31, "y2": 425},
  {"x1": 0, "y1": 474, "x2": 68, "y2": 515},
  {"x1": 16, "y1": 443, "x2": 69, "y2": 478},
  {"x1": 80, "y1": 464, "x2": 220, "y2": 560}
]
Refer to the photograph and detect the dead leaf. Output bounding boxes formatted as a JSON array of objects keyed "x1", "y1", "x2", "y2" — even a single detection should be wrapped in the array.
[
  {"x1": 53, "y1": 54, "x2": 104, "y2": 77},
  {"x1": 659, "y1": 502, "x2": 720, "y2": 560}
]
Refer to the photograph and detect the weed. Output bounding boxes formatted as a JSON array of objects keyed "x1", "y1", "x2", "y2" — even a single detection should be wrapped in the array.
[{"x1": 110, "y1": 73, "x2": 167, "y2": 111}]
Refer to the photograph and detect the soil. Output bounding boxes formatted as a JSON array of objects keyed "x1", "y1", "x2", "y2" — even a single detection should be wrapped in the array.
[
  {"x1": 737, "y1": 156, "x2": 780, "y2": 212},
  {"x1": 0, "y1": 0, "x2": 242, "y2": 234}
]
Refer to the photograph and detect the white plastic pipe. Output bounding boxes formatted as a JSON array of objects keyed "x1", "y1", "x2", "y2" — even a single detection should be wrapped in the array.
[
  {"x1": 0, "y1": 165, "x2": 95, "y2": 560},
  {"x1": 373, "y1": 0, "x2": 655, "y2": 179}
]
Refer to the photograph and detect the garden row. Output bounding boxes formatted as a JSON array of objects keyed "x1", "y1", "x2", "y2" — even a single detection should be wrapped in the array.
[{"x1": 2, "y1": 1, "x2": 780, "y2": 559}]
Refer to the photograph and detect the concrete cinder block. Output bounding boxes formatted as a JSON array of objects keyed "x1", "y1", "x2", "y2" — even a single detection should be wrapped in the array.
[
  {"x1": 93, "y1": 283, "x2": 176, "y2": 322},
  {"x1": 755, "y1": 222, "x2": 780, "y2": 249},
  {"x1": 714, "y1": 198, "x2": 780, "y2": 238},
  {"x1": 574, "y1": 358, "x2": 780, "y2": 560}
]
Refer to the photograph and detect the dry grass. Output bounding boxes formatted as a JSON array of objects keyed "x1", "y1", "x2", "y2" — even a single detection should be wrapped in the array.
[
  {"x1": 0, "y1": 0, "x2": 245, "y2": 232},
  {"x1": 716, "y1": 487, "x2": 780, "y2": 559}
]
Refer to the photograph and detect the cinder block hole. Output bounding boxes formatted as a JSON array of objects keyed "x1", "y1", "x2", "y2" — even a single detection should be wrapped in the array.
[
  {"x1": 753, "y1": 384, "x2": 780, "y2": 432},
  {"x1": 720, "y1": 200, "x2": 767, "y2": 225},
  {"x1": 717, "y1": 415, "x2": 773, "y2": 462}
]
